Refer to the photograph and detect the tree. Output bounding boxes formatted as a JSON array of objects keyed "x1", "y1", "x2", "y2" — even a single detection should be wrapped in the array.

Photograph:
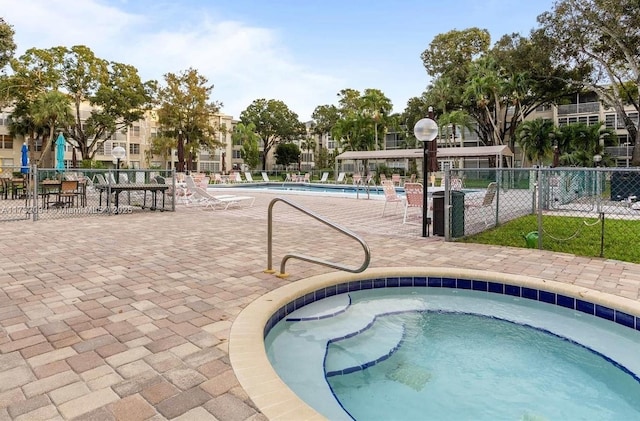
[
  {"x1": 7, "y1": 45, "x2": 155, "y2": 161},
  {"x1": 149, "y1": 135, "x2": 176, "y2": 169},
  {"x1": 30, "y1": 90, "x2": 74, "y2": 167},
  {"x1": 274, "y1": 142, "x2": 300, "y2": 168},
  {"x1": 437, "y1": 110, "x2": 474, "y2": 148},
  {"x1": 311, "y1": 104, "x2": 339, "y2": 138},
  {"x1": 537, "y1": 0, "x2": 640, "y2": 164},
  {"x1": 156, "y1": 68, "x2": 222, "y2": 172},
  {"x1": 234, "y1": 122, "x2": 260, "y2": 170},
  {"x1": 421, "y1": 28, "x2": 579, "y2": 155},
  {"x1": 556, "y1": 122, "x2": 615, "y2": 167},
  {"x1": 239, "y1": 99, "x2": 305, "y2": 170},
  {"x1": 0, "y1": 18, "x2": 15, "y2": 71},
  {"x1": 361, "y1": 88, "x2": 393, "y2": 149},
  {"x1": 515, "y1": 118, "x2": 555, "y2": 166},
  {"x1": 300, "y1": 136, "x2": 316, "y2": 169}
]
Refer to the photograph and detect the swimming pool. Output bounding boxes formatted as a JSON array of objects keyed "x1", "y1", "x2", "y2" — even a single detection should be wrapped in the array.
[
  {"x1": 229, "y1": 268, "x2": 640, "y2": 420},
  {"x1": 210, "y1": 182, "x2": 390, "y2": 198}
]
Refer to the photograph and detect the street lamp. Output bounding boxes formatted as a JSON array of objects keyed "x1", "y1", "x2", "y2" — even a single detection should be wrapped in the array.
[
  {"x1": 413, "y1": 114, "x2": 439, "y2": 237},
  {"x1": 112, "y1": 146, "x2": 126, "y2": 182}
]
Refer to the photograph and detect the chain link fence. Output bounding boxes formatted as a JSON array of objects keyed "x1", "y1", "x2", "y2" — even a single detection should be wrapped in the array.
[
  {"x1": 0, "y1": 167, "x2": 176, "y2": 222},
  {"x1": 440, "y1": 167, "x2": 640, "y2": 261}
]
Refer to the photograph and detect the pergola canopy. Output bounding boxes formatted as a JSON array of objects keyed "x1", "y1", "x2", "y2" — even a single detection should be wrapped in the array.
[{"x1": 335, "y1": 145, "x2": 513, "y2": 161}]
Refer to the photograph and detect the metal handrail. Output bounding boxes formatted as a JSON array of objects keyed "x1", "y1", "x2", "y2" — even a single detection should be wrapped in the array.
[{"x1": 265, "y1": 197, "x2": 371, "y2": 278}]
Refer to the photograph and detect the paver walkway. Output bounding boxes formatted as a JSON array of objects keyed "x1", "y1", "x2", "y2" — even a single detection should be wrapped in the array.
[{"x1": 0, "y1": 191, "x2": 639, "y2": 420}]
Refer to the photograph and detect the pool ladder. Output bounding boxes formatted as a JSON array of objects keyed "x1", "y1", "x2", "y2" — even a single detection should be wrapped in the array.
[{"x1": 264, "y1": 197, "x2": 371, "y2": 278}]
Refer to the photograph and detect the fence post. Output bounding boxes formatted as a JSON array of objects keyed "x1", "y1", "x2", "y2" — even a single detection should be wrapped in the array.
[{"x1": 536, "y1": 167, "x2": 543, "y2": 249}]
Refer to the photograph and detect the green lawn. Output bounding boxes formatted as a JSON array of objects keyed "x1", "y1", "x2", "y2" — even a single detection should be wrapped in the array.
[{"x1": 460, "y1": 214, "x2": 640, "y2": 264}]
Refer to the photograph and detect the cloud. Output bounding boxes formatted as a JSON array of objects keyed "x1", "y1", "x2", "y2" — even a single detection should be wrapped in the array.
[{"x1": 1, "y1": 0, "x2": 344, "y2": 120}]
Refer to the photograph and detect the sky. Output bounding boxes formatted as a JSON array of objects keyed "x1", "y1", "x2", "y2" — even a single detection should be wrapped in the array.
[{"x1": 1, "y1": 0, "x2": 555, "y2": 121}]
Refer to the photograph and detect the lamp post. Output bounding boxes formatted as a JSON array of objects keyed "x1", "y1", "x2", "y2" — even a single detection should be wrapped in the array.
[
  {"x1": 112, "y1": 146, "x2": 126, "y2": 182},
  {"x1": 413, "y1": 114, "x2": 439, "y2": 237}
]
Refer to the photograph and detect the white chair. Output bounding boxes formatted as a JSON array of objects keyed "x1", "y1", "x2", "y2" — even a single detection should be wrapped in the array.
[
  {"x1": 190, "y1": 186, "x2": 255, "y2": 210},
  {"x1": 319, "y1": 172, "x2": 329, "y2": 183},
  {"x1": 336, "y1": 172, "x2": 347, "y2": 184},
  {"x1": 465, "y1": 182, "x2": 497, "y2": 226},
  {"x1": 245, "y1": 172, "x2": 254, "y2": 182},
  {"x1": 261, "y1": 172, "x2": 270, "y2": 182},
  {"x1": 381, "y1": 180, "x2": 405, "y2": 217}
]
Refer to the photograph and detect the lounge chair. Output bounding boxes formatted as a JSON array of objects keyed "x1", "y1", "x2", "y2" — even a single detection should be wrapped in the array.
[
  {"x1": 245, "y1": 172, "x2": 254, "y2": 183},
  {"x1": 336, "y1": 172, "x2": 347, "y2": 184},
  {"x1": 319, "y1": 172, "x2": 329, "y2": 183},
  {"x1": 303, "y1": 173, "x2": 310, "y2": 183},
  {"x1": 381, "y1": 180, "x2": 405, "y2": 217},
  {"x1": 465, "y1": 182, "x2": 497, "y2": 226},
  {"x1": 191, "y1": 186, "x2": 255, "y2": 210},
  {"x1": 352, "y1": 174, "x2": 362, "y2": 185},
  {"x1": 261, "y1": 172, "x2": 270, "y2": 182}
]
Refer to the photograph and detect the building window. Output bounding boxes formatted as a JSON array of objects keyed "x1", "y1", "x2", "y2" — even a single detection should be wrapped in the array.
[
  {"x1": 131, "y1": 125, "x2": 141, "y2": 137},
  {"x1": 1, "y1": 158, "x2": 14, "y2": 167},
  {"x1": 129, "y1": 143, "x2": 140, "y2": 155},
  {"x1": 232, "y1": 150, "x2": 242, "y2": 159},
  {"x1": 0, "y1": 135, "x2": 13, "y2": 149}
]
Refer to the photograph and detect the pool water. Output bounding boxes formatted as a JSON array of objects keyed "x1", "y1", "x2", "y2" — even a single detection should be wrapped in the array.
[
  {"x1": 328, "y1": 312, "x2": 640, "y2": 420},
  {"x1": 265, "y1": 287, "x2": 640, "y2": 420}
]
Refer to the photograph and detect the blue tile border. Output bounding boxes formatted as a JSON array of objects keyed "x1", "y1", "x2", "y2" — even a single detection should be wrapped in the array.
[{"x1": 263, "y1": 276, "x2": 640, "y2": 337}]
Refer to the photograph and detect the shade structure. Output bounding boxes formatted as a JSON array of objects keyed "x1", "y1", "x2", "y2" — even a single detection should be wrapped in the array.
[
  {"x1": 20, "y1": 143, "x2": 29, "y2": 174},
  {"x1": 55, "y1": 133, "x2": 66, "y2": 172}
]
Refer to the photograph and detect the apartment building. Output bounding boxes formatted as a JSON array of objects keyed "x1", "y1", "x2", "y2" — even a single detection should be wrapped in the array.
[
  {"x1": 530, "y1": 92, "x2": 638, "y2": 167},
  {"x1": 0, "y1": 103, "x2": 237, "y2": 173}
]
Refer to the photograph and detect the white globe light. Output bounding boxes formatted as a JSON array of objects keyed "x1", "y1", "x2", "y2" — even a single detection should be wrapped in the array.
[{"x1": 414, "y1": 118, "x2": 438, "y2": 142}]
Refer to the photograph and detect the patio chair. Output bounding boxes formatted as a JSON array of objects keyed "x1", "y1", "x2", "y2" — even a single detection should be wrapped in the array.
[
  {"x1": 336, "y1": 172, "x2": 347, "y2": 184},
  {"x1": 465, "y1": 182, "x2": 497, "y2": 226},
  {"x1": 319, "y1": 172, "x2": 329, "y2": 183},
  {"x1": 303, "y1": 173, "x2": 311, "y2": 183},
  {"x1": 381, "y1": 180, "x2": 405, "y2": 217},
  {"x1": 261, "y1": 172, "x2": 270, "y2": 182},
  {"x1": 352, "y1": 174, "x2": 362, "y2": 185},
  {"x1": 391, "y1": 174, "x2": 402, "y2": 186},
  {"x1": 213, "y1": 173, "x2": 224, "y2": 184},
  {"x1": 245, "y1": 172, "x2": 254, "y2": 183},
  {"x1": 403, "y1": 182, "x2": 429, "y2": 225},
  {"x1": 57, "y1": 180, "x2": 80, "y2": 208},
  {"x1": 234, "y1": 172, "x2": 244, "y2": 183}
]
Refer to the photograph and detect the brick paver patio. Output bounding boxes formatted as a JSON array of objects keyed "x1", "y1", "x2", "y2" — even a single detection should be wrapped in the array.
[{"x1": 0, "y1": 191, "x2": 638, "y2": 420}]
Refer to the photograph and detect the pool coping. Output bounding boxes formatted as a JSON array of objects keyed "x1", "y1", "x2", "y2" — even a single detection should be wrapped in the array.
[{"x1": 228, "y1": 267, "x2": 640, "y2": 421}]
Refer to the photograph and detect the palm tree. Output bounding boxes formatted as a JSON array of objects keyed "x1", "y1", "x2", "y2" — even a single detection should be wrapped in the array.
[
  {"x1": 300, "y1": 136, "x2": 316, "y2": 171},
  {"x1": 30, "y1": 90, "x2": 74, "y2": 167},
  {"x1": 361, "y1": 89, "x2": 392, "y2": 150},
  {"x1": 515, "y1": 119, "x2": 555, "y2": 166},
  {"x1": 558, "y1": 122, "x2": 615, "y2": 167},
  {"x1": 150, "y1": 135, "x2": 176, "y2": 169},
  {"x1": 438, "y1": 110, "x2": 474, "y2": 148}
]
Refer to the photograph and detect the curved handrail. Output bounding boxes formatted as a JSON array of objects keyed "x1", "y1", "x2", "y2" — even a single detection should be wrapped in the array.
[{"x1": 265, "y1": 197, "x2": 371, "y2": 278}]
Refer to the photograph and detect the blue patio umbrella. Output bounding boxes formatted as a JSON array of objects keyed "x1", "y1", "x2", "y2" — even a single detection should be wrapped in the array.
[
  {"x1": 55, "y1": 133, "x2": 66, "y2": 172},
  {"x1": 20, "y1": 142, "x2": 29, "y2": 174}
]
